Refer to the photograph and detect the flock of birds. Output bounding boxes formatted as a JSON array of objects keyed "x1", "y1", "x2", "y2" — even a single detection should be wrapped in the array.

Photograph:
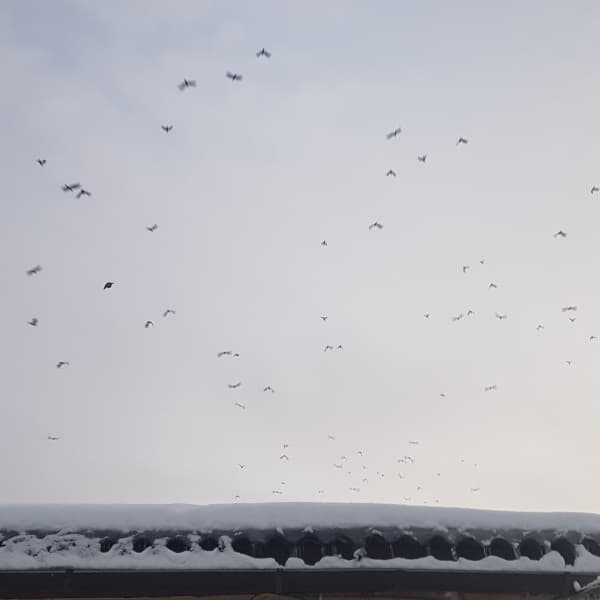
[{"x1": 21, "y1": 41, "x2": 599, "y2": 506}]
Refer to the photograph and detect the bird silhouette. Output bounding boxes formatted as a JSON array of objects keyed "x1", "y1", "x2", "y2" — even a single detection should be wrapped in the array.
[
  {"x1": 144, "y1": 321, "x2": 153, "y2": 329},
  {"x1": 256, "y1": 48, "x2": 271, "y2": 58},
  {"x1": 234, "y1": 401, "x2": 246, "y2": 409},
  {"x1": 26, "y1": 265, "x2": 42, "y2": 276},
  {"x1": 569, "y1": 317, "x2": 577, "y2": 323},
  {"x1": 324, "y1": 345, "x2": 334, "y2": 352},
  {"x1": 320, "y1": 315, "x2": 328, "y2": 322},
  {"x1": 451, "y1": 313, "x2": 464, "y2": 322},
  {"x1": 566, "y1": 360, "x2": 573, "y2": 366},
  {"x1": 226, "y1": 72, "x2": 243, "y2": 81},
  {"x1": 456, "y1": 137, "x2": 469, "y2": 145},
  {"x1": 495, "y1": 313, "x2": 508, "y2": 320},
  {"x1": 327, "y1": 434, "x2": 336, "y2": 440},
  {"x1": 484, "y1": 385, "x2": 497, "y2": 392},
  {"x1": 62, "y1": 183, "x2": 81, "y2": 192},
  {"x1": 386, "y1": 169, "x2": 396, "y2": 177},
  {"x1": 591, "y1": 186, "x2": 599, "y2": 194},
  {"x1": 336, "y1": 344, "x2": 343, "y2": 350},
  {"x1": 36, "y1": 159, "x2": 46, "y2": 167},
  {"x1": 279, "y1": 454, "x2": 289, "y2": 461},
  {"x1": 163, "y1": 309, "x2": 176, "y2": 317},
  {"x1": 462, "y1": 265, "x2": 470, "y2": 273},
  {"x1": 217, "y1": 351, "x2": 233, "y2": 358},
  {"x1": 103, "y1": 281, "x2": 114, "y2": 290},
  {"x1": 228, "y1": 382, "x2": 242, "y2": 389},
  {"x1": 56, "y1": 361, "x2": 69, "y2": 368},
  {"x1": 238, "y1": 464, "x2": 246, "y2": 469},
  {"x1": 146, "y1": 224, "x2": 158, "y2": 232},
  {"x1": 591, "y1": 335, "x2": 597, "y2": 342},
  {"x1": 417, "y1": 154, "x2": 427, "y2": 163},
  {"x1": 76, "y1": 189, "x2": 91, "y2": 198},
  {"x1": 561, "y1": 306, "x2": 577, "y2": 312},
  {"x1": 161, "y1": 125, "x2": 173, "y2": 133},
  {"x1": 467, "y1": 309, "x2": 475, "y2": 316},
  {"x1": 489, "y1": 282, "x2": 498, "y2": 289},
  {"x1": 177, "y1": 79, "x2": 196, "y2": 90},
  {"x1": 554, "y1": 230, "x2": 567, "y2": 238},
  {"x1": 386, "y1": 127, "x2": 402, "y2": 139},
  {"x1": 47, "y1": 436, "x2": 60, "y2": 441},
  {"x1": 321, "y1": 239, "x2": 328, "y2": 246},
  {"x1": 424, "y1": 313, "x2": 430, "y2": 319},
  {"x1": 263, "y1": 386, "x2": 275, "y2": 393},
  {"x1": 368, "y1": 221, "x2": 383, "y2": 230},
  {"x1": 28, "y1": 318, "x2": 38, "y2": 327},
  {"x1": 536, "y1": 324, "x2": 545, "y2": 331}
]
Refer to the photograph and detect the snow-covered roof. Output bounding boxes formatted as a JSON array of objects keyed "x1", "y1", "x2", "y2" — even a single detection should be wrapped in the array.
[{"x1": 1, "y1": 503, "x2": 600, "y2": 572}]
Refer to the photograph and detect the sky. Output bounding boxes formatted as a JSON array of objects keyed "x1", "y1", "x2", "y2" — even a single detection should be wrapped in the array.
[{"x1": 2, "y1": 0, "x2": 600, "y2": 513}]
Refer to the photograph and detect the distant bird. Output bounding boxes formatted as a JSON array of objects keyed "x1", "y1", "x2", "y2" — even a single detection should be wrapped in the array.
[
  {"x1": 417, "y1": 154, "x2": 427, "y2": 163},
  {"x1": 234, "y1": 401, "x2": 246, "y2": 409},
  {"x1": 327, "y1": 434, "x2": 336, "y2": 440},
  {"x1": 144, "y1": 320, "x2": 153, "y2": 328},
  {"x1": 495, "y1": 313, "x2": 508, "y2": 320},
  {"x1": 591, "y1": 186, "x2": 599, "y2": 195},
  {"x1": 238, "y1": 464, "x2": 246, "y2": 469},
  {"x1": 489, "y1": 282, "x2": 498, "y2": 289},
  {"x1": 591, "y1": 335, "x2": 597, "y2": 342},
  {"x1": 569, "y1": 317, "x2": 577, "y2": 323},
  {"x1": 47, "y1": 436, "x2": 60, "y2": 441},
  {"x1": 272, "y1": 490, "x2": 283, "y2": 495},
  {"x1": 226, "y1": 71, "x2": 243, "y2": 81},
  {"x1": 234, "y1": 495, "x2": 241, "y2": 500},
  {"x1": 451, "y1": 313, "x2": 464, "y2": 322},
  {"x1": 36, "y1": 159, "x2": 46, "y2": 167},
  {"x1": 26, "y1": 265, "x2": 42, "y2": 276},
  {"x1": 62, "y1": 183, "x2": 81, "y2": 192},
  {"x1": 462, "y1": 265, "x2": 470, "y2": 273},
  {"x1": 536, "y1": 324, "x2": 544, "y2": 331},
  {"x1": 263, "y1": 386, "x2": 275, "y2": 393},
  {"x1": 146, "y1": 224, "x2": 158, "y2": 232},
  {"x1": 256, "y1": 48, "x2": 271, "y2": 58},
  {"x1": 217, "y1": 351, "x2": 233, "y2": 358},
  {"x1": 76, "y1": 189, "x2": 91, "y2": 198},
  {"x1": 177, "y1": 79, "x2": 196, "y2": 90},
  {"x1": 333, "y1": 463, "x2": 343, "y2": 469},
  {"x1": 554, "y1": 230, "x2": 567, "y2": 238},
  {"x1": 561, "y1": 306, "x2": 577, "y2": 312},
  {"x1": 484, "y1": 385, "x2": 497, "y2": 392},
  {"x1": 56, "y1": 361, "x2": 69, "y2": 368},
  {"x1": 386, "y1": 127, "x2": 401, "y2": 139},
  {"x1": 408, "y1": 440, "x2": 419, "y2": 445},
  {"x1": 321, "y1": 239, "x2": 328, "y2": 246},
  {"x1": 470, "y1": 487, "x2": 480, "y2": 493},
  {"x1": 386, "y1": 169, "x2": 397, "y2": 177},
  {"x1": 368, "y1": 221, "x2": 383, "y2": 230},
  {"x1": 161, "y1": 125, "x2": 173, "y2": 133},
  {"x1": 357, "y1": 450, "x2": 364, "y2": 456},
  {"x1": 424, "y1": 313, "x2": 430, "y2": 319},
  {"x1": 320, "y1": 315, "x2": 328, "y2": 322},
  {"x1": 233, "y1": 353, "x2": 240, "y2": 358},
  {"x1": 324, "y1": 345, "x2": 334, "y2": 352},
  {"x1": 336, "y1": 344, "x2": 343, "y2": 350},
  {"x1": 440, "y1": 393, "x2": 446, "y2": 398},
  {"x1": 228, "y1": 382, "x2": 242, "y2": 389},
  {"x1": 163, "y1": 309, "x2": 176, "y2": 317},
  {"x1": 28, "y1": 318, "x2": 38, "y2": 327},
  {"x1": 456, "y1": 137, "x2": 469, "y2": 146},
  {"x1": 103, "y1": 281, "x2": 114, "y2": 290},
  {"x1": 280, "y1": 454, "x2": 289, "y2": 461},
  {"x1": 467, "y1": 309, "x2": 475, "y2": 316},
  {"x1": 566, "y1": 360, "x2": 573, "y2": 366},
  {"x1": 479, "y1": 259, "x2": 485, "y2": 264}
]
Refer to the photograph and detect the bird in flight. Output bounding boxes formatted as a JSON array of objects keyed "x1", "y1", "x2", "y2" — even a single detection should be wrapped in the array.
[
  {"x1": 324, "y1": 345, "x2": 334, "y2": 352},
  {"x1": 565, "y1": 360, "x2": 573, "y2": 366},
  {"x1": 218, "y1": 351, "x2": 233, "y2": 358},
  {"x1": 238, "y1": 464, "x2": 246, "y2": 469},
  {"x1": 226, "y1": 72, "x2": 243, "y2": 81},
  {"x1": 229, "y1": 382, "x2": 242, "y2": 389},
  {"x1": 321, "y1": 239, "x2": 328, "y2": 246},
  {"x1": 417, "y1": 154, "x2": 427, "y2": 163},
  {"x1": 591, "y1": 186, "x2": 599, "y2": 195},
  {"x1": 47, "y1": 436, "x2": 60, "y2": 441},
  {"x1": 234, "y1": 401, "x2": 246, "y2": 409},
  {"x1": 424, "y1": 313, "x2": 430, "y2": 319},
  {"x1": 146, "y1": 224, "x2": 158, "y2": 232},
  {"x1": 590, "y1": 335, "x2": 597, "y2": 342},
  {"x1": 256, "y1": 48, "x2": 271, "y2": 58},
  {"x1": 561, "y1": 306, "x2": 577, "y2": 312},
  {"x1": 369, "y1": 221, "x2": 383, "y2": 230},
  {"x1": 62, "y1": 183, "x2": 81, "y2": 192},
  {"x1": 336, "y1": 344, "x2": 343, "y2": 350},
  {"x1": 36, "y1": 159, "x2": 46, "y2": 167},
  {"x1": 386, "y1": 127, "x2": 401, "y2": 139},
  {"x1": 470, "y1": 487, "x2": 480, "y2": 493},
  {"x1": 451, "y1": 313, "x2": 464, "y2": 322},
  {"x1": 569, "y1": 316, "x2": 577, "y2": 323},
  {"x1": 163, "y1": 309, "x2": 176, "y2": 317},
  {"x1": 462, "y1": 265, "x2": 470, "y2": 273},
  {"x1": 484, "y1": 385, "x2": 497, "y2": 392},
  {"x1": 489, "y1": 282, "x2": 498, "y2": 289},
  {"x1": 76, "y1": 188, "x2": 91, "y2": 199},
  {"x1": 27, "y1": 265, "x2": 42, "y2": 276},
  {"x1": 103, "y1": 281, "x2": 114, "y2": 290},
  {"x1": 386, "y1": 169, "x2": 397, "y2": 177},
  {"x1": 28, "y1": 318, "x2": 38, "y2": 327},
  {"x1": 327, "y1": 434, "x2": 336, "y2": 440},
  {"x1": 536, "y1": 324, "x2": 544, "y2": 331},
  {"x1": 178, "y1": 79, "x2": 196, "y2": 91},
  {"x1": 456, "y1": 137, "x2": 469, "y2": 145},
  {"x1": 554, "y1": 230, "x2": 567, "y2": 238},
  {"x1": 161, "y1": 125, "x2": 173, "y2": 133},
  {"x1": 56, "y1": 361, "x2": 70, "y2": 368},
  {"x1": 320, "y1": 315, "x2": 328, "y2": 322},
  {"x1": 264, "y1": 386, "x2": 275, "y2": 393},
  {"x1": 440, "y1": 393, "x2": 446, "y2": 398},
  {"x1": 467, "y1": 309, "x2": 475, "y2": 316},
  {"x1": 280, "y1": 454, "x2": 289, "y2": 461},
  {"x1": 495, "y1": 313, "x2": 508, "y2": 320}
]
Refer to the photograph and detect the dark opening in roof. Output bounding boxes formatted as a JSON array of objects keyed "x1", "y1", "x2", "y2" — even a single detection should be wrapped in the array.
[
  {"x1": 551, "y1": 537, "x2": 576, "y2": 566},
  {"x1": 327, "y1": 535, "x2": 355, "y2": 560},
  {"x1": 132, "y1": 535, "x2": 152, "y2": 553},
  {"x1": 392, "y1": 535, "x2": 427, "y2": 559},
  {"x1": 199, "y1": 536, "x2": 219, "y2": 551},
  {"x1": 456, "y1": 537, "x2": 485, "y2": 561},
  {"x1": 519, "y1": 538, "x2": 544, "y2": 560},
  {"x1": 429, "y1": 535, "x2": 454, "y2": 561},
  {"x1": 489, "y1": 537, "x2": 516, "y2": 560},
  {"x1": 231, "y1": 535, "x2": 253, "y2": 556},
  {"x1": 166, "y1": 535, "x2": 191, "y2": 554},
  {"x1": 365, "y1": 532, "x2": 392, "y2": 560},
  {"x1": 583, "y1": 537, "x2": 600, "y2": 557},
  {"x1": 258, "y1": 535, "x2": 292, "y2": 565},
  {"x1": 296, "y1": 533, "x2": 323, "y2": 565}
]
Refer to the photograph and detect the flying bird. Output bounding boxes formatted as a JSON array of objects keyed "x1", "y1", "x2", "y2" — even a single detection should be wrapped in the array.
[
  {"x1": 369, "y1": 221, "x2": 383, "y2": 230},
  {"x1": 591, "y1": 186, "x2": 599, "y2": 194},
  {"x1": 228, "y1": 382, "x2": 242, "y2": 389},
  {"x1": 462, "y1": 265, "x2": 470, "y2": 273},
  {"x1": 47, "y1": 436, "x2": 60, "y2": 441},
  {"x1": 451, "y1": 313, "x2": 464, "y2": 322},
  {"x1": 561, "y1": 306, "x2": 577, "y2": 312},
  {"x1": 484, "y1": 385, "x2": 497, "y2": 392},
  {"x1": 467, "y1": 309, "x2": 475, "y2": 316},
  {"x1": 569, "y1": 317, "x2": 577, "y2": 323},
  {"x1": 26, "y1": 265, "x2": 42, "y2": 276},
  {"x1": 161, "y1": 125, "x2": 173, "y2": 133},
  {"x1": 424, "y1": 313, "x2": 430, "y2": 319},
  {"x1": 36, "y1": 159, "x2": 46, "y2": 167},
  {"x1": 144, "y1": 320, "x2": 153, "y2": 329},
  {"x1": 263, "y1": 386, "x2": 275, "y2": 393},
  {"x1": 321, "y1": 239, "x2": 328, "y2": 246},
  {"x1": 217, "y1": 351, "x2": 233, "y2": 358},
  {"x1": 28, "y1": 318, "x2": 38, "y2": 327},
  {"x1": 238, "y1": 464, "x2": 246, "y2": 469},
  {"x1": 226, "y1": 72, "x2": 243, "y2": 81},
  {"x1": 327, "y1": 434, "x2": 336, "y2": 440},
  {"x1": 386, "y1": 169, "x2": 397, "y2": 177},
  {"x1": 489, "y1": 282, "x2": 498, "y2": 289},
  {"x1": 320, "y1": 315, "x2": 328, "y2": 322},
  {"x1": 76, "y1": 189, "x2": 91, "y2": 198},
  {"x1": 495, "y1": 313, "x2": 508, "y2": 320},
  {"x1": 324, "y1": 345, "x2": 334, "y2": 352},
  {"x1": 590, "y1": 335, "x2": 597, "y2": 342},
  {"x1": 279, "y1": 454, "x2": 289, "y2": 461},
  {"x1": 536, "y1": 324, "x2": 544, "y2": 331},
  {"x1": 62, "y1": 183, "x2": 81, "y2": 192},
  {"x1": 386, "y1": 128, "x2": 401, "y2": 139},
  {"x1": 177, "y1": 79, "x2": 196, "y2": 90},
  {"x1": 417, "y1": 154, "x2": 427, "y2": 163},
  {"x1": 256, "y1": 48, "x2": 271, "y2": 58},
  {"x1": 163, "y1": 309, "x2": 176, "y2": 317},
  {"x1": 336, "y1": 344, "x2": 343, "y2": 350},
  {"x1": 234, "y1": 401, "x2": 246, "y2": 409},
  {"x1": 103, "y1": 281, "x2": 114, "y2": 290},
  {"x1": 566, "y1": 360, "x2": 573, "y2": 366},
  {"x1": 56, "y1": 361, "x2": 69, "y2": 368},
  {"x1": 440, "y1": 393, "x2": 446, "y2": 397},
  {"x1": 554, "y1": 230, "x2": 567, "y2": 238},
  {"x1": 146, "y1": 224, "x2": 158, "y2": 232},
  {"x1": 456, "y1": 137, "x2": 469, "y2": 145}
]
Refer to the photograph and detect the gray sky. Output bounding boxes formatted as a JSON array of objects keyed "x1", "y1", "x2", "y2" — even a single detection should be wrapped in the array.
[{"x1": 2, "y1": 0, "x2": 600, "y2": 512}]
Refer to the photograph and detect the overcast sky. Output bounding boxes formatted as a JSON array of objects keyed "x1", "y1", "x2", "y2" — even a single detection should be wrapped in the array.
[{"x1": 2, "y1": 0, "x2": 600, "y2": 513}]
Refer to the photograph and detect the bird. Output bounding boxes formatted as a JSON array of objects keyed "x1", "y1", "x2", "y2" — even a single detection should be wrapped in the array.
[
  {"x1": 320, "y1": 315, "x2": 328, "y2": 322},
  {"x1": 489, "y1": 282, "x2": 498, "y2": 289},
  {"x1": 228, "y1": 382, "x2": 242, "y2": 389},
  {"x1": 536, "y1": 324, "x2": 545, "y2": 331},
  {"x1": 146, "y1": 224, "x2": 158, "y2": 233},
  {"x1": 591, "y1": 335, "x2": 597, "y2": 342},
  {"x1": 424, "y1": 313, "x2": 430, "y2": 319},
  {"x1": 233, "y1": 353, "x2": 240, "y2": 358},
  {"x1": 566, "y1": 360, "x2": 573, "y2": 366},
  {"x1": 238, "y1": 464, "x2": 246, "y2": 469},
  {"x1": 456, "y1": 137, "x2": 469, "y2": 145},
  {"x1": 161, "y1": 125, "x2": 173, "y2": 133},
  {"x1": 368, "y1": 221, "x2": 383, "y2": 230},
  {"x1": 386, "y1": 169, "x2": 397, "y2": 177},
  {"x1": 28, "y1": 318, "x2": 38, "y2": 327},
  {"x1": 484, "y1": 385, "x2": 497, "y2": 392},
  {"x1": 386, "y1": 127, "x2": 401, "y2": 139},
  {"x1": 324, "y1": 345, "x2": 334, "y2": 352},
  {"x1": 103, "y1": 281, "x2": 114, "y2": 290},
  {"x1": 177, "y1": 79, "x2": 196, "y2": 90},
  {"x1": 234, "y1": 401, "x2": 246, "y2": 409},
  {"x1": 554, "y1": 230, "x2": 567, "y2": 238},
  {"x1": 569, "y1": 317, "x2": 577, "y2": 323},
  {"x1": 47, "y1": 436, "x2": 60, "y2": 441},
  {"x1": 76, "y1": 189, "x2": 91, "y2": 198},
  {"x1": 440, "y1": 393, "x2": 446, "y2": 398},
  {"x1": 561, "y1": 306, "x2": 577, "y2": 312},
  {"x1": 263, "y1": 386, "x2": 275, "y2": 393},
  {"x1": 62, "y1": 183, "x2": 81, "y2": 192},
  {"x1": 271, "y1": 490, "x2": 283, "y2": 495},
  {"x1": 226, "y1": 72, "x2": 243, "y2": 81},
  {"x1": 470, "y1": 487, "x2": 480, "y2": 493},
  {"x1": 408, "y1": 440, "x2": 419, "y2": 445},
  {"x1": 467, "y1": 309, "x2": 475, "y2": 316},
  {"x1": 217, "y1": 351, "x2": 233, "y2": 358},
  {"x1": 56, "y1": 361, "x2": 69, "y2": 368},
  {"x1": 591, "y1": 186, "x2": 599, "y2": 195},
  {"x1": 336, "y1": 344, "x2": 343, "y2": 350},
  {"x1": 333, "y1": 464, "x2": 343, "y2": 469},
  {"x1": 321, "y1": 239, "x2": 328, "y2": 246},
  {"x1": 417, "y1": 154, "x2": 427, "y2": 163},
  {"x1": 462, "y1": 265, "x2": 470, "y2": 273},
  {"x1": 36, "y1": 159, "x2": 46, "y2": 167},
  {"x1": 26, "y1": 265, "x2": 42, "y2": 276},
  {"x1": 144, "y1": 321, "x2": 153, "y2": 328},
  {"x1": 327, "y1": 434, "x2": 336, "y2": 440},
  {"x1": 451, "y1": 313, "x2": 464, "y2": 322},
  {"x1": 163, "y1": 309, "x2": 176, "y2": 317},
  {"x1": 256, "y1": 48, "x2": 271, "y2": 58},
  {"x1": 279, "y1": 454, "x2": 289, "y2": 461},
  {"x1": 495, "y1": 313, "x2": 508, "y2": 320}
]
